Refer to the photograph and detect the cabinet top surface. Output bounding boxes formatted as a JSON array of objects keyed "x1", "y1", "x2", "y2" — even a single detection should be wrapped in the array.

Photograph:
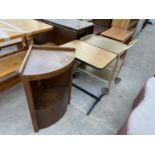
[
  {"x1": 0, "y1": 19, "x2": 53, "y2": 42},
  {"x1": 45, "y1": 19, "x2": 93, "y2": 30},
  {"x1": 21, "y1": 46, "x2": 75, "y2": 78},
  {"x1": 61, "y1": 40, "x2": 116, "y2": 69}
]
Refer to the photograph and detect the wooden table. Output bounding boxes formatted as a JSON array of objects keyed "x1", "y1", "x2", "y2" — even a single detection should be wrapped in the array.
[
  {"x1": 40, "y1": 19, "x2": 94, "y2": 45},
  {"x1": 0, "y1": 19, "x2": 53, "y2": 42},
  {"x1": 19, "y1": 45, "x2": 75, "y2": 132},
  {"x1": 0, "y1": 19, "x2": 53, "y2": 93},
  {"x1": 100, "y1": 27, "x2": 133, "y2": 43}
]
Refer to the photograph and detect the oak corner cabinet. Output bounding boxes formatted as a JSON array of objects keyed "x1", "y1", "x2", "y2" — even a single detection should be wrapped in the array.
[{"x1": 19, "y1": 45, "x2": 75, "y2": 132}]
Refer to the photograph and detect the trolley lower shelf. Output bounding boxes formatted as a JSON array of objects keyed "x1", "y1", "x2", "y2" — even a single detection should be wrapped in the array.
[
  {"x1": 72, "y1": 83, "x2": 105, "y2": 115},
  {"x1": 72, "y1": 67, "x2": 122, "y2": 115}
]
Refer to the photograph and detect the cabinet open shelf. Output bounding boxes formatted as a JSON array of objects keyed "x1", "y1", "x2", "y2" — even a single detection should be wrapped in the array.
[{"x1": 34, "y1": 85, "x2": 68, "y2": 110}]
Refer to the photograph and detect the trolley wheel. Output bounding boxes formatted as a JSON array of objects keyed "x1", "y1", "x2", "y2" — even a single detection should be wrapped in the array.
[
  {"x1": 114, "y1": 77, "x2": 121, "y2": 84},
  {"x1": 73, "y1": 72, "x2": 80, "y2": 78},
  {"x1": 102, "y1": 87, "x2": 109, "y2": 95}
]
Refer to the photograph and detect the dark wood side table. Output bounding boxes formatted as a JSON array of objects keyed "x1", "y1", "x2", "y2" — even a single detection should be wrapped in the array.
[
  {"x1": 92, "y1": 19, "x2": 112, "y2": 34},
  {"x1": 35, "y1": 19, "x2": 94, "y2": 45},
  {"x1": 19, "y1": 45, "x2": 75, "y2": 132}
]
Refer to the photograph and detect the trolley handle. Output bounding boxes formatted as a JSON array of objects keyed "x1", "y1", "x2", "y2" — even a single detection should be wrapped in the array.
[{"x1": 126, "y1": 39, "x2": 138, "y2": 49}]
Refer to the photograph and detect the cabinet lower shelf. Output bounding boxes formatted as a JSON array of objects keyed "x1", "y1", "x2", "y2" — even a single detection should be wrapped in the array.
[{"x1": 32, "y1": 85, "x2": 69, "y2": 129}]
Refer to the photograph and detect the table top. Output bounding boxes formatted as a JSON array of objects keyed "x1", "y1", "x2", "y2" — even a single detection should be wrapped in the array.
[
  {"x1": 61, "y1": 40, "x2": 116, "y2": 69},
  {"x1": 81, "y1": 34, "x2": 128, "y2": 55},
  {"x1": 20, "y1": 45, "x2": 75, "y2": 80},
  {"x1": 0, "y1": 19, "x2": 53, "y2": 42},
  {"x1": 100, "y1": 27, "x2": 133, "y2": 43},
  {"x1": 45, "y1": 19, "x2": 93, "y2": 31}
]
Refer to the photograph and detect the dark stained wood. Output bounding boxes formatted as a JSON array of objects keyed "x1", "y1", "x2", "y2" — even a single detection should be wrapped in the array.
[
  {"x1": 23, "y1": 81, "x2": 39, "y2": 132},
  {"x1": 45, "y1": 19, "x2": 93, "y2": 31},
  {"x1": 92, "y1": 19, "x2": 112, "y2": 34},
  {"x1": 20, "y1": 45, "x2": 75, "y2": 131},
  {"x1": 32, "y1": 45, "x2": 75, "y2": 51},
  {"x1": 37, "y1": 19, "x2": 94, "y2": 45},
  {"x1": 19, "y1": 45, "x2": 75, "y2": 81}
]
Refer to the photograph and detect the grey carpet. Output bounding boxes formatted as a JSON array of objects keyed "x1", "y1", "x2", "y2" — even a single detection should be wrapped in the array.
[{"x1": 0, "y1": 24, "x2": 155, "y2": 134}]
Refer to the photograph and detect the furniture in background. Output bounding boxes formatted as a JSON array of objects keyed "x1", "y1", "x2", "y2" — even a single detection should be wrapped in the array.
[
  {"x1": 19, "y1": 45, "x2": 75, "y2": 132},
  {"x1": 118, "y1": 77, "x2": 155, "y2": 135},
  {"x1": 100, "y1": 27, "x2": 133, "y2": 44},
  {"x1": 0, "y1": 19, "x2": 53, "y2": 92},
  {"x1": 112, "y1": 19, "x2": 139, "y2": 32},
  {"x1": 92, "y1": 19, "x2": 112, "y2": 34},
  {"x1": 0, "y1": 38, "x2": 26, "y2": 57},
  {"x1": 0, "y1": 19, "x2": 53, "y2": 45},
  {"x1": 133, "y1": 19, "x2": 147, "y2": 38},
  {"x1": 100, "y1": 27, "x2": 133, "y2": 73},
  {"x1": 35, "y1": 19, "x2": 94, "y2": 45}
]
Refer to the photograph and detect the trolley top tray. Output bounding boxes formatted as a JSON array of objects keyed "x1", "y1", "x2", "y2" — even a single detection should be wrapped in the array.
[
  {"x1": 80, "y1": 34, "x2": 130, "y2": 55},
  {"x1": 19, "y1": 45, "x2": 75, "y2": 81},
  {"x1": 61, "y1": 40, "x2": 116, "y2": 69}
]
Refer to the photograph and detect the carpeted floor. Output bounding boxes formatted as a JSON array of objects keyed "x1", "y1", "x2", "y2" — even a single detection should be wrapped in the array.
[{"x1": 0, "y1": 24, "x2": 155, "y2": 134}]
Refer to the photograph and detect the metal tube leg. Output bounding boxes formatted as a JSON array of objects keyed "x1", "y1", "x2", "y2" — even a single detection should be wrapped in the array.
[
  {"x1": 72, "y1": 83, "x2": 105, "y2": 115},
  {"x1": 108, "y1": 56, "x2": 119, "y2": 86},
  {"x1": 87, "y1": 93, "x2": 105, "y2": 115},
  {"x1": 102, "y1": 56, "x2": 119, "y2": 95}
]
